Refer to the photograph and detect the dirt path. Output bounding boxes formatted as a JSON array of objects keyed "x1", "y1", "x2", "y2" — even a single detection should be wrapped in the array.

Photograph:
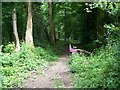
[{"x1": 22, "y1": 55, "x2": 72, "y2": 88}]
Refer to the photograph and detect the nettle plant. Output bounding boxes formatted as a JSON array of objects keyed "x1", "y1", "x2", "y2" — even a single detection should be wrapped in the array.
[{"x1": 3, "y1": 43, "x2": 15, "y2": 53}]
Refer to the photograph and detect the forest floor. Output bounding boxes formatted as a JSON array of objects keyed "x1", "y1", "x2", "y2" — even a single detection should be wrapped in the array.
[{"x1": 22, "y1": 54, "x2": 73, "y2": 88}]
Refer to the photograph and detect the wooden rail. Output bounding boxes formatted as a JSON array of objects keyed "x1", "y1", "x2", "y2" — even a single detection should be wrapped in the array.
[
  {"x1": 69, "y1": 44, "x2": 91, "y2": 55},
  {"x1": 74, "y1": 48, "x2": 91, "y2": 55}
]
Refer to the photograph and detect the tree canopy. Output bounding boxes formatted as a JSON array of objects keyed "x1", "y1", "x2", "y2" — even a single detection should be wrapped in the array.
[{"x1": 0, "y1": 1, "x2": 120, "y2": 88}]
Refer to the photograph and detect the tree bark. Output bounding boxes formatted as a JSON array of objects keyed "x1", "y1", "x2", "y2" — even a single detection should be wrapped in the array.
[
  {"x1": 25, "y1": 1, "x2": 34, "y2": 46},
  {"x1": 49, "y1": 0, "x2": 55, "y2": 44},
  {"x1": 12, "y1": 8, "x2": 20, "y2": 52}
]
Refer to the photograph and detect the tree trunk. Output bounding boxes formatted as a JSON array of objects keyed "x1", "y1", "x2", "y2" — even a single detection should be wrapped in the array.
[
  {"x1": 96, "y1": 9, "x2": 105, "y2": 44},
  {"x1": 12, "y1": 8, "x2": 20, "y2": 52},
  {"x1": 49, "y1": 0, "x2": 55, "y2": 44},
  {"x1": 64, "y1": 7, "x2": 67, "y2": 41},
  {"x1": 25, "y1": 1, "x2": 34, "y2": 46}
]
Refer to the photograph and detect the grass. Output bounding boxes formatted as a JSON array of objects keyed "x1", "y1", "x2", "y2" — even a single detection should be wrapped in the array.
[
  {"x1": 68, "y1": 40, "x2": 120, "y2": 88},
  {"x1": 0, "y1": 41, "x2": 64, "y2": 88},
  {"x1": 51, "y1": 75, "x2": 65, "y2": 88}
]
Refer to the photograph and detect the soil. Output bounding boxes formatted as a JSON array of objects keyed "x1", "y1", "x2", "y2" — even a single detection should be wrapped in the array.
[{"x1": 22, "y1": 55, "x2": 72, "y2": 88}]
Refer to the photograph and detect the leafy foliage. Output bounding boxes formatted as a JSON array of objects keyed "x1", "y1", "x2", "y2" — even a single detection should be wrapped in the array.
[
  {"x1": 2, "y1": 43, "x2": 15, "y2": 53},
  {"x1": 0, "y1": 42, "x2": 58, "y2": 88},
  {"x1": 69, "y1": 38, "x2": 120, "y2": 88},
  {"x1": 1, "y1": 1, "x2": 120, "y2": 88}
]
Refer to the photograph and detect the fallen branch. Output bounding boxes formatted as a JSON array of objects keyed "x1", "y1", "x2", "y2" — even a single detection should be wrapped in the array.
[
  {"x1": 69, "y1": 44, "x2": 91, "y2": 55},
  {"x1": 75, "y1": 48, "x2": 92, "y2": 55}
]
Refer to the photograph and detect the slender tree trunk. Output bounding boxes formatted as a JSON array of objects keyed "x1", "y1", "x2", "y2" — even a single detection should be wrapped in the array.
[
  {"x1": 12, "y1": 8, "x2": 20, "y2": 52},
  {"x1": 96, "y1": 9, "x2": 105, "y2": 44},
  {"x1": 25, "y1": 1, "x2": 34, "y2": 46},
  {"x1": 64, "y1": 7, "x2": 67, "y2": 41},
  {"x1": 44, "y1": 28, "x2": 50, "y2": 41},
  {"x1": 57, "y1": 22, "x2": 60, "y2": 41},
  {"x1": 49, "y1": 0, "x2": 55, "y2": 44}
]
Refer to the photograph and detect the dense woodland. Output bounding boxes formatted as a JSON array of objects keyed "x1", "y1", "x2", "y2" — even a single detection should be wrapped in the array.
[{"x1": 0, "y1": 1, "x2": 120, "y2": 88}]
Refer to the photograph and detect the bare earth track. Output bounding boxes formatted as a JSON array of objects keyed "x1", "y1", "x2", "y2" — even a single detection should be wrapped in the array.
[{"x1": 22, "y1": 55, "x2": 72, "y2": 88}]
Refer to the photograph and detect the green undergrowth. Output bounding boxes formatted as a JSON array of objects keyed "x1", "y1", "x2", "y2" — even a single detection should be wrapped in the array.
[
  {"x1": 0, "y1": 42, "x2": 58, "y2": 88},
  {"x1": 69, "y1": 40, "x2": 120, "y2": 88},
  {"x1": 38, "y1": 40, "x2": 67, "y2": 55}
]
